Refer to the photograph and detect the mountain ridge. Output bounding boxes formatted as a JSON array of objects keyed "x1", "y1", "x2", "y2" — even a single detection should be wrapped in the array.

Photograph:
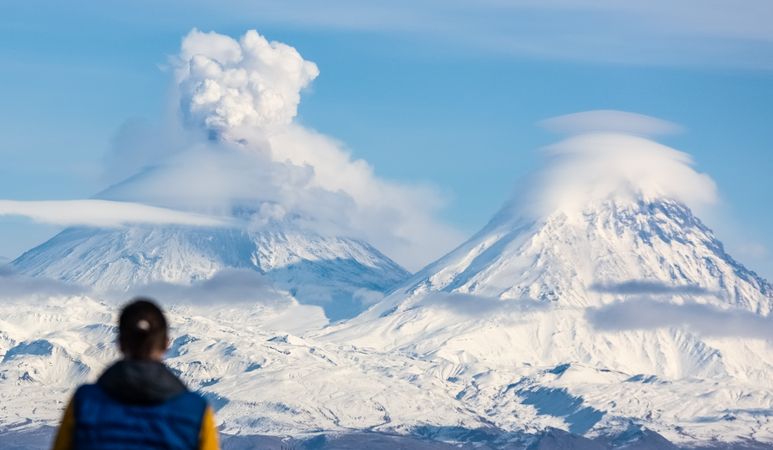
[
  {"x1": 369, "y1": 197, "x2": 771, "y2": 315},
  {"x1": 1, "y1": 196, "x2": 771, "y2": 448},
  {"x1": 11, "y1": 224, "x2": 409, "y2": 321}
]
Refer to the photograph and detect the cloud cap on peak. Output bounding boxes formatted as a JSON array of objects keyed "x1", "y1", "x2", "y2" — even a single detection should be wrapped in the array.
[
  {"x1": 546, "y1": 132, "x2": 715, "y2": 206},
  {"x1": 175, "y1": 29, "x2": 320, "y2": 135},
  {"x1": 505, "y1": 124, "x2": 718, "y2": 220}
]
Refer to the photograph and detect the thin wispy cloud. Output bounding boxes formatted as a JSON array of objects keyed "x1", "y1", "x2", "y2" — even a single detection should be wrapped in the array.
[
  {"x1": 539, "y1": 111, "x2": 683, "y2": 137},
  {"x1": 8, "y1": 1, "x2": 771, "y2": 70},
  {"x1": 213, "y1": 0, "x2": 773, "y2": 69},
  {"x1": 0, "y1": 200, "x2": 231, "y2": 228}
]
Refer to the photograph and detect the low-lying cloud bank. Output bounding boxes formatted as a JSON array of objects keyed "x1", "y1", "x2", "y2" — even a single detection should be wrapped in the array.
[
  {"x1": 418, "y1": 292, "x2": 549, "y2": 317},
  {"x1": 0, "y1": 266, "x2": 89, "y2": 298},
  {"x1": 0, "y1": 265, "x2": 313, "y2": 311},
  {"x1": 122, "y1": 269, "x2": 286, "y2": 306},
  {"x1": 590, "y1": 280, "x2": 717, "y2": 297},
  {"x1": 586, "y1": 298, "x2": 773, "y2": 340}
]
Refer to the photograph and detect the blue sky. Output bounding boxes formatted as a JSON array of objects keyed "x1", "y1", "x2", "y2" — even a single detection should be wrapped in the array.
[{"x1": 1, "y1": 1, "x2": 772, "y2": 276}]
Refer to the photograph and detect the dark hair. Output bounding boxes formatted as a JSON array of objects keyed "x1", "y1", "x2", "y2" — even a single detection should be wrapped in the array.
[{"x1": 118, "y1": 298, "x2": 168, "y2": 359}]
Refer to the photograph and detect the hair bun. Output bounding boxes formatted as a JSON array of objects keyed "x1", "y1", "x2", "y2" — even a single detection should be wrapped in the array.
[{"x1": 136, "y1": 319, "x2": 151, "y2": 331}]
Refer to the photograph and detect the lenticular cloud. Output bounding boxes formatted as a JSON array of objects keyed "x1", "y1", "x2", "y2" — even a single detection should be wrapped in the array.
[
  {"x1": 510, "y1": 111, "x2": 718, "y2": 219},
  {"x1": 176, "y1": 29, "x2": 320, "y2": 135},
  {"x1": 540, "y1": 110, "x2": 683, "y2": 137},
  {"x1": 541, "y1": 132, "x2": 717, "y2": 210}
]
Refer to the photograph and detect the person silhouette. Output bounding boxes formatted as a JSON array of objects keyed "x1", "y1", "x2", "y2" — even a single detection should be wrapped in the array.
[{"x1": 52, "y1": 298, "x2": 219, "y2": 450}]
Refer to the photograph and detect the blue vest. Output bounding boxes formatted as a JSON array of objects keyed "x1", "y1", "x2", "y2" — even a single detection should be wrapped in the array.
[{"x1": 72, "y1": 384, "x2": 207, "y2": 450}]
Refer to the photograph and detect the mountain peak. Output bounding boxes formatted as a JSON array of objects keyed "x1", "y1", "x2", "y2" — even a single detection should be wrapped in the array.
[
  {"x1": 501, "y1": 132, "x2": 718, "y2": 224},
  {"x1": 12, "y1": 225, "x2": 409, "y2": 321},
  {"x1": 376, "y1": 197, "x2": 770, "y2": 316},
  {"x1": 318, "y1": 194, "x2": 772, "y2": 446}
]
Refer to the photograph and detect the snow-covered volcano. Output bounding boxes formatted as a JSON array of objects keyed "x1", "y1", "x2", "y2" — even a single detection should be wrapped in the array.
[
  {"x1": 6, "y1": 195, "x2": 768, "y2": 448},
  {"x1": 320, "y1": 196, "x2": 773, "y2": 444},
  {"x1": 3, "y1": 128, "x2": 772, "y2": 448},
  {"x1": 11, "y1": 224, "x2": 409, "y2": 321},
  {"x1": 353, "y1": 197, "x2": 771, "y2": 317}
]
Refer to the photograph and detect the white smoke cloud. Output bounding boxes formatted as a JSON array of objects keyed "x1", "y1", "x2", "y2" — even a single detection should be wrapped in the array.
[
  {"x1": 508, "y1": 111, "x2": 718, "y2": 219},
  {"x1": 251, "y1": 125, "x2": 463, "y2": 267},
  {"x1": 0, "y1": 199, "x2": 230, "y2": 228},
  {"x1": 175, "y1": 29, "x2": 319, "y2": 136},
  {"x1": 97, "y1": 29, "x2": 464, "y2": 271}
]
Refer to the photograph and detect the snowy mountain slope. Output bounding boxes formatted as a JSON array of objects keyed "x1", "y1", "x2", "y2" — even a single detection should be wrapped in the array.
[
  {"x1": 399, "y1": 198, "x2": 769, "y2": 312},
  {"x1": 4, "y1": 165, "x2": 773, "y2": 446},
  {"x1": 0, "y1": 292, "x2": 769, "y2": 449},
  {"x1": 0, "y1": 295, "x2": 477, "y2": 439},
  {"x1": 12, "y1": 227, "x2": 255, "y2": 287},
  {"x1": 11, "y1": 225, "x2": 409, "y2": 320},
  {"x1": 318, "y1": 197, "x2": 773, "y2": 445},
  {"x1": 0, "y1": 202, "x2": 771, "y2": 448},
  {"x1": 325, "y1": 199, "x2": 772, "y2": 348}
]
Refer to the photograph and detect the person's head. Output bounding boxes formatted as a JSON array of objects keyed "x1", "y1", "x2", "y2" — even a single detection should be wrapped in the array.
[{"x1": 118, "y1": 298, "x2": 169, "y2": 361}]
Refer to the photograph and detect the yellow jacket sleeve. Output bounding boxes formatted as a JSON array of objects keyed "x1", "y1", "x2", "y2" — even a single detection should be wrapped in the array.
[
  {"x1": 51, "y1": 398, "x2": 75, "y2": 450},
  {"x1": 199, "y1": 406, "x2": 220, "y2": 450}
]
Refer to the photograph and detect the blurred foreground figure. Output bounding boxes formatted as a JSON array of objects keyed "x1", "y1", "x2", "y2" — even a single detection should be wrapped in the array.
[{"x1": 52, "y1": 298, "x2": 220, "y2": 450}]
